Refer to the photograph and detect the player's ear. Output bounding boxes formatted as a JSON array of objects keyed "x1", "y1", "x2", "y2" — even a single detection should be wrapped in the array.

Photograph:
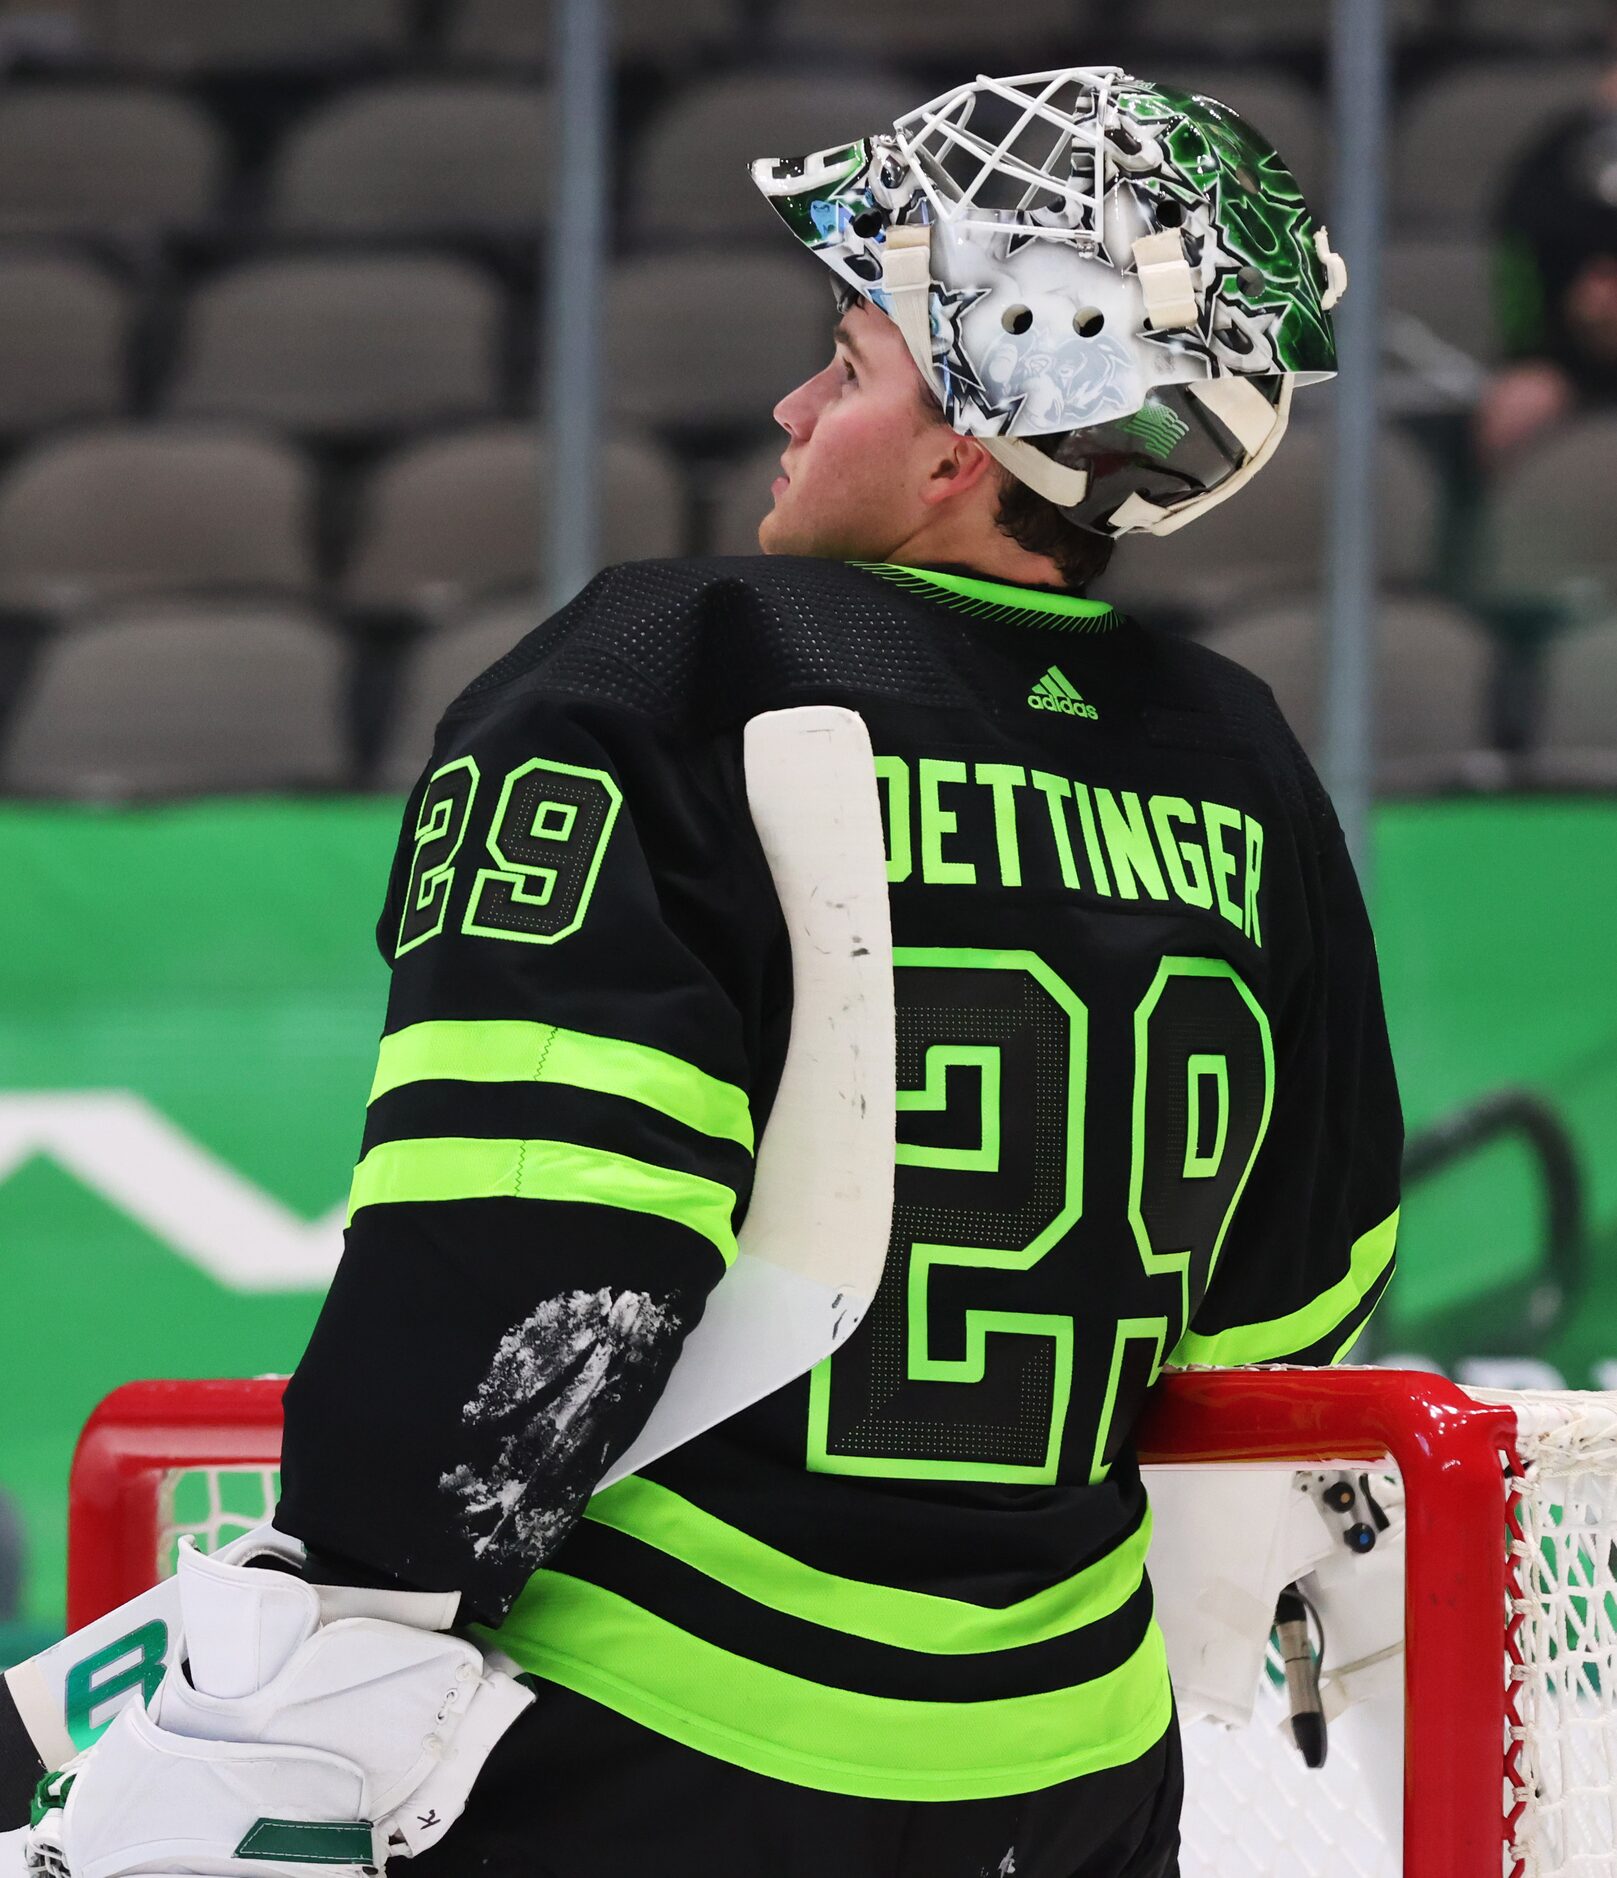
[{"x1": 917, "y1": 431, "x2": 997, "y2": 510}]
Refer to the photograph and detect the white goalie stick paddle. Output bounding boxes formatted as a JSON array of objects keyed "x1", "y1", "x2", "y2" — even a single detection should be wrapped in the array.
[
  {"x1": 0, "y1": 703, "x2": 896, "y2": 1795},
  {"x1": 609, "y1": 705, "x2": 896, "y2": 1476}
]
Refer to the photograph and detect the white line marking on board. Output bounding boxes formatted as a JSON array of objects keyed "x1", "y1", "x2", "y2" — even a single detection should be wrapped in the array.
[{"x1": 0, "y1": 1092, "x2": 343, "y2": 1291}]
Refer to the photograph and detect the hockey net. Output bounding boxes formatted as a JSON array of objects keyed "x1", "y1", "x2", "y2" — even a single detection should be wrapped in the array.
[{"x1": 66, "y1": 1369, "x2": 1617, "y2": 1878}]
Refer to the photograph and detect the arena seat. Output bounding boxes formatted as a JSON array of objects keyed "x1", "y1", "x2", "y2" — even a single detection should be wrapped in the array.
[
  {"x1": 448, "y1": 0, "x2": 741, "y2": 68},
  {"x1": 345, "y1": 424, "x2": 684, "y2": 615},
  {"x1": 377, "y1": 596, "x2": 553, "y2": 790},
  {"x1": 709, "y1": 435, "x2": 788, "y2": 559},
  {"x1": 167, "y1": 255, "x2": 508, "y2": 441},
  {"x1": 0, "y1": 86, "x2": 223, "y2": 237},
  {"x1": 3, "y1": 599, "x2": 346, "y2": 795},
  {"x1": 1540, "y1": 619, "x2": 1617, "y2": 753},
  {"x1": 1384, "y1": 233, "x2": 1500, "y2": 366},
  {"x1": 270, "y1": 82, "x2": 554, "y2": 238},
  {"x1": 81, "y1": 0, "x2": 410, "y2": 73},
  {"x1": 0, "y1": 425, "x2": 315, "y2": 611},
  {"x1": 605, "y1": 251, "x2": 830, "y2": 438},
  {"x1": 0, "y1": 1, "x2": 83, "y2": 61},
  {"x1": 629, "y1": 71, "x2": 919, "y2": 242},
  {"x1": 1201, "y1": 593, "x2": 1496, "y2": 778},
  {"x1": 777, "y1": 0, "x2": 1075, "y2": 65},
  {"x1": 1458, "y1": 0, "x2": 1612, "y2": 50},
  {"x1": 1480, "y1": 414, "x2": 1617, "y2": 604},
  {"x1": 0, "y1": 252, "x2": 129, "y2": 432},
  {"x1": 1129, "y1": 0, "x2": 1430, "y2": 51},
  {"x1": 1102, "y1": 420, "x2": 1442, "y2": 624},
  {"x1": 1394, "y1": 59, "x2": 1606, "y2": 228}
]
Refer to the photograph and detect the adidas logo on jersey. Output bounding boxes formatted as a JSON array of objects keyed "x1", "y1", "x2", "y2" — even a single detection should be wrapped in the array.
[{"x1": 1027, "y1": 667, "x2": 1099, "y2": 719}]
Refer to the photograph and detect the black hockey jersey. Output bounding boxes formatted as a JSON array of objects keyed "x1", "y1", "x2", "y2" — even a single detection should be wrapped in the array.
[{"x1": 277, "y1": 556, "x2": 1402, "y2": 1802}]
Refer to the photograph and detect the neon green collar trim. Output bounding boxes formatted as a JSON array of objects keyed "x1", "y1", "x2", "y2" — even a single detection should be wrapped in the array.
[{"x1": 850, "y1": 562, "x2": 1119, "y2": 631}]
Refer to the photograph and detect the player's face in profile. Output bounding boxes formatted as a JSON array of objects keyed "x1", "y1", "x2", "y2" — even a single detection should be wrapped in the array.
[{"x1": 760, "y1": 296, "x2": 944, "y2": 560}]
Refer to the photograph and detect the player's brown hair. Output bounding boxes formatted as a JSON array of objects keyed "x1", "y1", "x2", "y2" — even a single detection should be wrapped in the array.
[
  {"x1": 992, "y1": 471, "x2": 1115, "y2": 594},
  {"x1": 914, "y1": 374, "x2": 1114, "y2": 593}
]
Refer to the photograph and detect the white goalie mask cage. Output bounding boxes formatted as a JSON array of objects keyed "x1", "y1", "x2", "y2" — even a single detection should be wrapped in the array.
[{"x1": 752, "y1": 66, "x2": 1349, "y2": 538}]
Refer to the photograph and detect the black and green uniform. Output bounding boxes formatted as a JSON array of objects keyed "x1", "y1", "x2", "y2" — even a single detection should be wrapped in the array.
[{"x1": 277, "y1": 556, "x2": 1402, "y2": 1876}]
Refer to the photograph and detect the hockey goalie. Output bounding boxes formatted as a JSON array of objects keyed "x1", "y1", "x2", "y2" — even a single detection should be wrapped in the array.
[{"x1": 11, "y1": 65, "x2": 1401, "y2": 1878}]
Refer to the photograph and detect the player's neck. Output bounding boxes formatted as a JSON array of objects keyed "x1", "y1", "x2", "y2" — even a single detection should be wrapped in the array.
[{"x1": 882, "y1": 511, "x2": 1068, "y2": 593}]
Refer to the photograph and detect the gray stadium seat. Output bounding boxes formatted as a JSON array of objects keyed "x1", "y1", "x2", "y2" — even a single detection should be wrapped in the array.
[
  {"x1": 345, "y1": 425, "x2": 684, "y2": 613},
  {"x1": 0, "y1": 87, "x2": 223, "y2": 236},
  {"x1": 1131, "y1": 0, "x2": 1430, "y2": 50},
  {"x1": 378, "y1": 598, "x2": 549, "y2": 790},
  {"x1": 1481, "y1": 415, "x2": 1617, "y2": 603},
  {"x1": 630, "y1": 72, "x2": 919, "y2": 242},
  {"x1": 1103, "y1": 420, "x2": 1441, "y2": 622},
  {"x1": 167, "y1": 256, "x2": 506, "y2": 440},
  {"x1": 710, "y1": 435, "x2": 789, "y2": 559},
  {"x1": 0, "y1": 2, "x2": 84, "y2": 62},
  {"x1": 270, "y1": 83, "x2": 554, "y2": 238},
  {"x1": 0, "y1": 252, "x2": 127, "y2": 430},
  {"x1": 1459, "y1": 0, "x2": 1612, "y2": 49},
  {"x1": 1540, "y1": 621, "x2": 1617, "y2": 752},
  {"x1": 0, "y1": 426, "x2": 315, "y2": 611},
  {"x1": 1147, "y1": 68, "x2": 1326, "y2": 204},
  {"x1": 1395, "y1": 60, "x2": 1605, "y2": 228},
  {"x1": 779, "y1": 0, "x2": 1075, "y2": 63},
  {"x1": 606, "y1": 251, "x2": 830, "y2": 435},
  {"x1": 3, "y1": 599, "x2": 346, "y2": 795},
  {"x1": 450, "y1": 0, "x2": 739, "y2": 66},
  {"x1": 86, "y1": 0, "x2": 409, "y2": 72},
  {"x1": 1385, "y1": 233, "x2": 1500, "y2": 366},
  {"x1": 1201, "y1": 594, "x2": 1495, "y2": 778}
]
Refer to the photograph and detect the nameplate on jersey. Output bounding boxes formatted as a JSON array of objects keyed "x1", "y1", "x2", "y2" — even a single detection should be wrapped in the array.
[{"x1": 873, "y1": 752, "x2": 1264, "y2": 946}]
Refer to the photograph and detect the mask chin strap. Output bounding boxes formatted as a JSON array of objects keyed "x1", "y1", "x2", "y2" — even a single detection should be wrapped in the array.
[
  {"x1": 1106, "y1": 373, "x2": 1295, "y2": 536},
  {"x1": 879, "y1": 224, "x2": 1094, "y2": 509},
  {"x1": 980, "y1": 435, "x2": 1092, "y2": 507}
]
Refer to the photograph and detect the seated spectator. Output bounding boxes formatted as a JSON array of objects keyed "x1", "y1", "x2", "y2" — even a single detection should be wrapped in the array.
[{"x1": 1475, "y1": 42, "x2": 1617, "y2": 470}]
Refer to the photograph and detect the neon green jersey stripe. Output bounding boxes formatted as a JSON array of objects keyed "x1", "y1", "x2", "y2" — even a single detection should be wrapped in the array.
[
  {"x1": 874, "y1": 565, "x2": 1114, "y2": 620},
  {"x1": 483, "y1": 1574, "x2": 1173, "y2": 1800},
  {"x1": 1169, "y1": 1206, "x2": 1400, "y2": 1367},
  {"x1": 584, "y1": 1476, "x2": 1151, "y2": 1655},
  {"x1": 368, "y1": 1019, "x2": 753, "y2": 1151},
  {"x1": 346, "y1": 1137, "x2": 740, "y2": 1264}
]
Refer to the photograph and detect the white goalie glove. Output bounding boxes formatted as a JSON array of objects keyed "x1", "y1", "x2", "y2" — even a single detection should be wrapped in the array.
[{"x1": 10, "y1": 1536, "x2": 532, "y2": 1876}]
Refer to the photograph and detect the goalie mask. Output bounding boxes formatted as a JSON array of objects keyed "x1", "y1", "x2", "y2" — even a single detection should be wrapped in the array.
[{"x1": 751, "y1": 66, "x2": 1348, "y2": 538}]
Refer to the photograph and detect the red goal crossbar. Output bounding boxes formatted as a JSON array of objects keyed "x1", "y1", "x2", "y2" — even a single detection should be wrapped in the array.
[{"x1": 67, "y1": 1368, "x2": 1518, "y2": 1878}]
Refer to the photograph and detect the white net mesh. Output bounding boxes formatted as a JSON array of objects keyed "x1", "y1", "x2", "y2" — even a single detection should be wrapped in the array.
[
  {"x1": 154, "y1": 1463, "x2": 280, "y2": 1583},
  {"x1": 1171, "y1": 1461, "x2": 1406, "y2": 1878},
  {"x1": 1181, "y1": 1669, "x2": 1401, "y2": 1878},
  {"x1": 1491, "y1": 1391, "x2": 1617, "y2": 1877}
]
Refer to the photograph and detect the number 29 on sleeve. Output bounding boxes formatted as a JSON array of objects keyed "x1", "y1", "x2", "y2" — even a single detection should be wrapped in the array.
[{"x1": 397, "y1": 755, "x2": 622, "y2": 957}]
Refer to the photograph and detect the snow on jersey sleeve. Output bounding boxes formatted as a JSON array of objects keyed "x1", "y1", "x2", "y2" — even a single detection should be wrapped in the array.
[
  {"x1": 276, "y1": 682, "x2": 786, "y2": 1623},
  {"x1": 1168, "y1": 810, "x2": 1403, "y2": 1372}
]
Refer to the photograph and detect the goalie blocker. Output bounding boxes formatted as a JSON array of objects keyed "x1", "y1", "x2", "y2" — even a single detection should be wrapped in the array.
[{"x1": 11, "y1": 1537, "x2": 532, "y2": 1877}]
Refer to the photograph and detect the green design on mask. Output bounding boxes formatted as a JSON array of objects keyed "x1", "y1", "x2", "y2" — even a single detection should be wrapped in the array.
[
  {"x1": 766, "y1": 141, "x2": 872, "y2": 249},
  {"x1": 1119, "y1": 84, "x2": 1336, "y2": 376}
]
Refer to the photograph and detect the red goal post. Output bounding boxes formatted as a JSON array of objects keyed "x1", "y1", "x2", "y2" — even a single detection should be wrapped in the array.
[{"x1": 66, "y1": 1367, "x2": 1617, "y2": 1878}]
